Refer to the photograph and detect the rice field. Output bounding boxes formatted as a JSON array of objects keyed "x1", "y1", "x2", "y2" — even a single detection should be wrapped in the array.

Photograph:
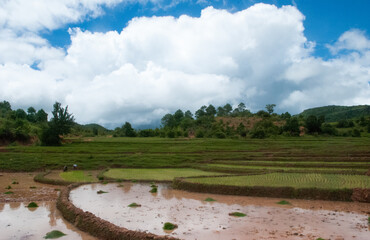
[
  {"x1": 59, "y1": 171, "x2": 96, "y2": 182},
  {"x1": 104, "y1": 168, "x2": 226, "y2": 181},
  {"x1": 186, "y1": 173, "x2": 370, "y2": 189}
]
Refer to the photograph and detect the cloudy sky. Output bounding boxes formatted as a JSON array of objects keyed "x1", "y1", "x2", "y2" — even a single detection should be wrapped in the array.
[{"x1": 0, "y1": 0, "x2": 369, "y2": 128}]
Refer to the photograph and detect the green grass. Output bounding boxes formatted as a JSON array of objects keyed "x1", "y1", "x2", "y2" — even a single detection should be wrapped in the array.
[
  {"x1": 186, "y1": 173, "x2": 370, "y2": 189},
  {"x1": 205, "y1": 164, "x2": 368, "y2": 174},
  {"x1": 4, "y1": 191, "x2": 14, "y2": 194},
  {"x1": 97, "y1": 190, "x2": 108, "y2": 194},
  {"x1": 204, "y1": 197, "x2": 216, "y2": 202},
  {"x1": 229, "y1": 212, "x2": 246, "y2": 217},
  {"x1": 104, "y1": 168, "x2": 225, "y2": 181},
  {"x1": 149, "y1": 187, "x2": 157, "y2": 193},
  {"x1": 276, "y1": 200, "x2": 291, "y2": 205},
  {"x1": 163, "y1": 222, "x2": 178, "y2": 230},
  {"x1": 59, "y1": 171, "x2": 95, "y2": 182},
  {"x1": 128, "y1": 203, "x2": 141, "y2": 207},
  {"x1": 27, "y1": 202, "x2": 38, "y2": 208},
  {"x1": 44, "y1": 230, "x2": 66, "y2": 239}
]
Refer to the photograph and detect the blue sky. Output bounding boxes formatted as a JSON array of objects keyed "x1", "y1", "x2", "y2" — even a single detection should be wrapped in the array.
[
  {"x1": 0, "y1": 0, "x2": 369, "y2": 128},
  {"x1": 42, "y1": 0, "x2": 370, "y2": 59}
]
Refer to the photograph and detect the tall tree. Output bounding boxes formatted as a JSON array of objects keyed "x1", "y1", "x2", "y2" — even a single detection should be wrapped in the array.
[
  {"x1": 265, "y1": 104, "x2": 276, "y2": 115},
  {"x1": 41, "y1": 102, "x2": 74, "y2": 146}
]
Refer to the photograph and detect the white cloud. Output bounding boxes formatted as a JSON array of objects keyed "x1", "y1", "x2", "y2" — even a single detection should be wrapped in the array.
[
  {"x1": 0, "y1": 3, "x2": 369, "y2": 127},
  {"x1": 327, "y1": 29, "x2": 370, "y2": 54}
]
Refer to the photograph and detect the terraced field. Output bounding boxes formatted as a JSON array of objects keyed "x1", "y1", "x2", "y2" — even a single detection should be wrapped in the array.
[
  {"x1": 185, "y1": 173, "x2": 370, "y2": 189},
  {"x1": 104, "y1": 168, "x2": 226, "y2": 181}
]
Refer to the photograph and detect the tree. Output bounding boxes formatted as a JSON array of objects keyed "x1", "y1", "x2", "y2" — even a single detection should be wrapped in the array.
[
  {"x1": 184, "y1": 110, "x2": 193, "y2": 119},
  {"x1": 0, "y1": 101, "x2": 11, "y2": 118},
  {"x1": 173, "y1": 109, "x2": 184, "y2": 125},
  {"x1": 206, "y1": 104, "x2": 216, "y2": 116},
  {"x1": 195, "y1": 106, "x2": 207, "y2": 119},
  {"x1": 265, "y1": 104, "x2": 276, "y2": 115},
  {"x1": 283, "y1": 117, "x2": 300, "y2": 136},
  {"x1": 223, "y1": 103, "x2": 232, "y2": 116},
  {"x1": 161, "y1": 113, "x2": 175, "y2": 128},
  {"x1": 122, "y1": 122, "x2": 136, "y2": 137},
  {"x1": 27, "y1": 107, "x2": 36, "y2": 122},
  {"x1": 41, "y1": 102, "x2": 74, "y2": 146},
  {"x1": 36, "y1": 109, "x2": 48, "y2": 122},
  {"x1": 15, "y1": 109, "x2": 27, "y2": 119},
  {"x1": 305, "y1": 115, "x2": 322, "y2": 134}
]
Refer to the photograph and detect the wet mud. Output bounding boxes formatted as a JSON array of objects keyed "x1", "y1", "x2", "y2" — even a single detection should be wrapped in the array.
[
  {"x1": 0, "y1": 173, "x2": 96, "y2": 240},
  {"x1": 0, "y1": 172, "x2": 59, "y2": 202},
  {"x1": 70, "y1": 182, "x2": 370, "y2": 240}
]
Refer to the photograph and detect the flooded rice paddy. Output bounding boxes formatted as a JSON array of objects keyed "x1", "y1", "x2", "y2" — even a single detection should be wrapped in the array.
[
  {"x1": 0, "y1": 173, "x2": 96, "y2": 240},
  {"x1": 71, "y1": 182, "x2": 370, "y2": 240}
]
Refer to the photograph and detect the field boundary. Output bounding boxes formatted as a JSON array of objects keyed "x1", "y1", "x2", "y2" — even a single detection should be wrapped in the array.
[
  {"x1": 172, "y1": 177, "x2": 370, "y2": 202},
  {"x1": 57, "y1": 183, "x2": 179, "y2": 240}
]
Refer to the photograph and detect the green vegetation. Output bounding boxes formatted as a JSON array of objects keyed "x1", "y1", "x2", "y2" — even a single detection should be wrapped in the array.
[
  {"x1": 229, "y1": 212, "x2": 246, "y2": 217},
  {"x1": 300, "y1": 105, "x2": 370, "y2": 122},
  {"x1": 12, "y1": 181, "x2": 19, "y2": 184},
  {"x1": 149, "y1": 187, "x2": 157, "y2": 193},
  {"x1": 97, "y1": 190, "x2": 108, "y2": 194},
  {"x1": 204, "y1": 197, "x2": 216, "y2": 202},
  {"x1": 128, "y1": 203, "x2": 141, "y2": 207},
  {"x1": 163, "y1": 222, "x2": 178, "y2": 230},
  {"x1": 27, "y1": 202, "x2": 38, "y2": 208},
  {"x1": 104, "y1": 168, "x2": 225, "y2": 181},
  {"x1": 44, "y1": 230, "x2": 66, "y2": 239},
  {"x1": 59, "y1": 171, "x2": 96, "y2": 182},
  {"x1": 5, "y1": 185, "x2": 11, "y2": 189},
  {"x1": 4, "y1": 191, "x2": 13, "y2": 194},
  {"x1": 186, "y1": 173, "x2": 370, "y2": 189},
  {"x1": 276, "y1": 200, "x2": 291, "y2": 205}
]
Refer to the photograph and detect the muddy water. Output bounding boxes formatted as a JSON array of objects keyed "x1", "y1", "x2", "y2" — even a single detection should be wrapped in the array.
[
  {"x1": 0, "y1": 202, "x2": 96, "y2": 240},
  {"x1": 71, "y1": 183, "x2": 370, "y2": 240},
  {"x1": 0, "y1": 173, "x2": 96, "y2": 240}
]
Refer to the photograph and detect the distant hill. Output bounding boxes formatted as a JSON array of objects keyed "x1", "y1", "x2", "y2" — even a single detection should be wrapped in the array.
[{"x1": 299, "y1": 105, "x2": 370, "y2": 122}]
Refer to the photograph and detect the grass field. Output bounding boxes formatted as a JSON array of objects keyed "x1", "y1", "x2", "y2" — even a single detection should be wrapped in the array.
[
  {"x1": 185, "y1": 173, "x2": 370, "y2": 189},
  {"x1": 59, "y1": 171, "x2": 96, "y2": 182},
  {"x1": 104, "y1": 168, "x2": 226, "y2": 181},
  {"x1": 1, "y1": 136, "x2": 369, "y2": 173},
  {"x1": 204, "y1": 163, "x2": 368, "y2": 174}
]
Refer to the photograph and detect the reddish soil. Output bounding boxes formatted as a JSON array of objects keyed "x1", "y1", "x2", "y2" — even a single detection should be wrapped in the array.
[
  {"x1": 0, "y1": 172, "x2": 59, "y2": 202},
  {"x1": 70, "y1": 182, "x2": 370, "y2": 240}
]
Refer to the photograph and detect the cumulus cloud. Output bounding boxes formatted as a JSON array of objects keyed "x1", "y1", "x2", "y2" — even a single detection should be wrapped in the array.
[
  {"x1": 0, "y1": 3, "x2": 369, "y2": 127},
  {"x1": 327, "y1": 29, "x2": 370, "y2": 54}
]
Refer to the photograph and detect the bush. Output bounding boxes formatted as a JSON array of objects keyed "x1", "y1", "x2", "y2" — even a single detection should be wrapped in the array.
[
  {"x1": 195, "y1": 130, "x2": 204, "y2": 138},
  {"x1": 215, "y1": 131, "x2": 226, "y2": 139},
  {"x1": 250, "y1": 128, "x2": 266, "y2": 139}
]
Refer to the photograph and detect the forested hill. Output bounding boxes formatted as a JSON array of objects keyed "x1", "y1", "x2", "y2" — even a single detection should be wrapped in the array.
[{"x1": 299, "y1": 105, "x2": 370, "y2": 122}]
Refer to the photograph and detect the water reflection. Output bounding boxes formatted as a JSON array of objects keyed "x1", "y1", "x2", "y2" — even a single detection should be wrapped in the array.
[
  {"x1": 0, "y1": 201, "x2": 96, "y2": 240},
  {"x1": 70, "y1": 182, "x2": 370, "y2": 240}
]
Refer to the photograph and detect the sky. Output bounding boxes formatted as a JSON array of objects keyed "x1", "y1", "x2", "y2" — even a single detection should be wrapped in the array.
[{"x1": 0, "y1": 0, "x2": 369, "y2": 128}]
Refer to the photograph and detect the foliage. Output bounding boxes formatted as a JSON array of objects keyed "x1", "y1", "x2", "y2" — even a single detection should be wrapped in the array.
[
  {"x1": 204, "y1": 197, "x2": 216, "y2": 202},
  {"x1": 41, "y1": 102, "x2": 74, "y2": 146},
  {"x1": 44, "y1": 230, "x2": 66, "y2": 239},
  {"x1": 276, "y1": 200, "x2": 291, "y2": 205},
  {"x1": 300, "y1": 105, "x2": 370, "y2": 122},
  {"x1": 163, "y1": 222, "x2": 178, "y2": 230},
  {"x1": 229, "y1": 212, "x2": 246, "y2": 217},
  {"x1": 27, "y1": 202, "x2": 39, "y2": 208},
  {"x1": 128, "y1": 202, "x2": 141, "y2": 207}
]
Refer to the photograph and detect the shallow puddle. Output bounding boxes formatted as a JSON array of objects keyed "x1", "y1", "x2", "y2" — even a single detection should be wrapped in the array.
[
  {"x1": 70, "y1": 182, "x2": 370, "y2": 240},
  {"x1": 0, "y1": 173, "x2": 96, "y2": 240},
  {"x1": 0, "y1": 201, "x2": 96, "y2": 240}
]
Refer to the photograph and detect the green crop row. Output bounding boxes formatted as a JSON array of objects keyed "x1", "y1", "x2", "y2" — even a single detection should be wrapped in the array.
[{"x1": 186, "y1": 173, "x2": 370, "y2": 189}]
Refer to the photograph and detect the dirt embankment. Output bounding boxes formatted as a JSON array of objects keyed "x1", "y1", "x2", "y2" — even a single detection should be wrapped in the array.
[
  {"x1": 57, "y1": 184, "x2": 179, "y2": 240},
  {"x1": 172, "y1": 178, "x2": 370, "y2": 203}
]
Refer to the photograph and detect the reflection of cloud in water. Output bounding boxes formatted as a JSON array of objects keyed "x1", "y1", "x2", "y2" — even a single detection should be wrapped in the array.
[{"x1": 0, "y1": 202, "x2": 95, "y2": 240}]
